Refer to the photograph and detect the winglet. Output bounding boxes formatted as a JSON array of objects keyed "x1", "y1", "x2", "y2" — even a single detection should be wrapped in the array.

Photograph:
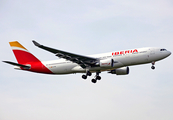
[{"x1": 32, "y1": 40, "x2": 41, "y2": 47}]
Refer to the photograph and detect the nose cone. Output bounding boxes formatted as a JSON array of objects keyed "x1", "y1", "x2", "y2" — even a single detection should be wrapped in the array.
[
  {"x1": 160, "y1": 50, "x2": 171, "y2": 60},
  {"x1": 168, "y1": 51, "x2": 171, "y2": 56}
]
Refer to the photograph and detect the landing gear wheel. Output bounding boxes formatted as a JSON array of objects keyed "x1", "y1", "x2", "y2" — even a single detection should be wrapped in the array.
[
  {"x1": 151, "y1": 66, "x2": 155, "y2": 70},
  {"x1": 96, "y1": 76, "x2": 101, "y2": 80},
  {"x1": 87, "y1": 71, "x2": 92, "y2": 76},
  {"x1": 82, "y1": 75, "x2": 87, "y2": 79},
  {"x1": 91, "y1": 79, "x2": 97, "y2": 83}
]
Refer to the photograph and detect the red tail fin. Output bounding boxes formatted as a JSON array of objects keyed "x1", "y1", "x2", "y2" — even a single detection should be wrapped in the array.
[
  {"x1": 9, "y1": 41, "x2": 53, "y2": 74},
  {"x1": 9, "y1": 41, "x2": 40, "y2": 64}
]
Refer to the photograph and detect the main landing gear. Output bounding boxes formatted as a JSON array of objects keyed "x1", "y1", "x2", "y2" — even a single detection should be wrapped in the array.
[
  {"x1": 151, "y1": 61, "x2": 155, "y2": 70},
  {"x1": 82, "y1": 71, "x2": 101, "y2": 83},
  {"x1": 82, "y1": 71, "x2": 92, "y2": 79},
  {"x1": 91, "y1": 72, "x2": 101, "y2": 83}
]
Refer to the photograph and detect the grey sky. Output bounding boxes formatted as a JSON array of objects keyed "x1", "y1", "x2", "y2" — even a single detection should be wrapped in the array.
[{"x1": 0, "y1": 0, "x2": 173, "y2": 120}]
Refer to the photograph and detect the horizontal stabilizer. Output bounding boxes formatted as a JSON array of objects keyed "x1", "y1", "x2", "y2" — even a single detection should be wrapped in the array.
[{"x1": 3, "y1": 61, "x2": 31, "y2": 69}]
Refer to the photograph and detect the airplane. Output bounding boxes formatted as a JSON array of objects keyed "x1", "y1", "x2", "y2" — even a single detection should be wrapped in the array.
[{"x1": 3, "y1": 41, "x2": 171, "y2": 83}]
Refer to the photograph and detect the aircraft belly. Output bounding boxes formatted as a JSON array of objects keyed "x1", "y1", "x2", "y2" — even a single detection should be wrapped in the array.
[
  {"x1": 43, "y1": 62, "x2": 77, "y2": 74},
  {"x1": 72, "y1": 66, "x2": 85, "y2": 73}
]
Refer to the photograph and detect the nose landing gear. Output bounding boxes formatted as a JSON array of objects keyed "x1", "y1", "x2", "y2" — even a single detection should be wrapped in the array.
[{"x1": 151, "y1": 61, "x2": 155, "y2": 70}]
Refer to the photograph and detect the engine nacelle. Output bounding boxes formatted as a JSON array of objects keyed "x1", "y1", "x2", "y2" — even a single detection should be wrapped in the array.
[
  {"x1": 109, "y1": 67, "x2": 129, "y2": 75},
  {"x1": 100, "y1": 59, "x2": 114, "y2": 68}
]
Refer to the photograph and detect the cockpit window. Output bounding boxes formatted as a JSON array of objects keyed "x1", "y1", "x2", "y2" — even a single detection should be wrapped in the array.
[{"x1": 160, "y1": 49, "x2": 167, "y2": 51}]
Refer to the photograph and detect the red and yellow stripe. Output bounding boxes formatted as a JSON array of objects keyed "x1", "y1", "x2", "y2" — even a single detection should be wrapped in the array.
[{"x1": 9, "y1": 41, "x2": 28, "y2": 50}]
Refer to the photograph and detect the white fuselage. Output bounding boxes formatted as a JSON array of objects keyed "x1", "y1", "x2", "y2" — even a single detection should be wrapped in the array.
[{"x1": 41, "y1": 47, "x2": 171, "y2": 74}]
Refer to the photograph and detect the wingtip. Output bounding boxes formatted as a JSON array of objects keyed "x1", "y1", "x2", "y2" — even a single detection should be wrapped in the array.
[{"x1": 32, "y1": 40, "x2": 41, "y2": 47}]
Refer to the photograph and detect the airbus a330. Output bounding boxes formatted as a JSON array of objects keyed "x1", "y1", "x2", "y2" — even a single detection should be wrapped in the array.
[{"x1": 3, "y1": 41, "x2": 171, "y2": 83}]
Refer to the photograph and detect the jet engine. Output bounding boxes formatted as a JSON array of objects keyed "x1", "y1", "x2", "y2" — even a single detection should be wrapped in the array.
[
  {"x1": 109, "y1": 67, "x2": 129, "y2": 75},
  {"x1": 100, "y1": 58, "x2": 114, "y2": 68}
]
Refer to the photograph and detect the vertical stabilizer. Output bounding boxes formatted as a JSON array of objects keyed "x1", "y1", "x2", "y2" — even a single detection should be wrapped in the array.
[{"x1": 9, "y1": 41, "x2": 40, "y2": 64}]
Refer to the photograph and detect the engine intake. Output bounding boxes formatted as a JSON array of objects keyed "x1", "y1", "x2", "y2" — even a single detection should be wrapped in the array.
[
  {"x1": 100, "y1": 58, "x2": 114, "y2": 68},
  {"x1": 109, "y1": 67, "x2": 129, "y2": 75}
]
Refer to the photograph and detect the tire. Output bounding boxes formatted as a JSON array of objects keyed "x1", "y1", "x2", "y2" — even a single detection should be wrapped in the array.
[
  {"x1": 91, "y1": 79, "x2": 97, "y2": 83},
  {"x1": 96, "y1": 76, "x2": 101, "y2": 80},
  {"x1": 151, "y1": 66, "x2": 155, "y2": 70},
  {"x1": 87, "y1": 71, "x2": 92, "y2": 76},
  {"x1": 82, "y1": 75, "x2": 87, "y2": 79}
]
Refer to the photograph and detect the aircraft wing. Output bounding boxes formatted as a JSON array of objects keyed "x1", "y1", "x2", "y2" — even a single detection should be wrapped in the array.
[{"x1": 32, "y1": 41, "x2": 98, "y2": 68}]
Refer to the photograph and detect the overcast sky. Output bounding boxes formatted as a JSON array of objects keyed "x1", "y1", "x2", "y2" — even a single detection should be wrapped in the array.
[{"x1": 0, "y1": 0, "x2": 173, "y2": 120}]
